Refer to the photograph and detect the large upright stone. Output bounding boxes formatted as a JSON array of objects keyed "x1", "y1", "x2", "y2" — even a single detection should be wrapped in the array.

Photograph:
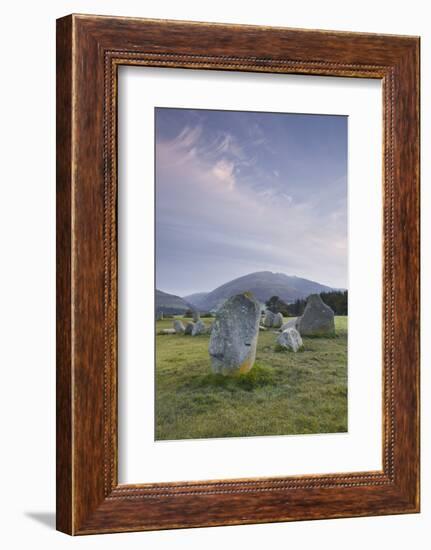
[
  {"x1": 192, "y1": 310, "x2": 200, "y2": 322},
  {"x1": 173, "y1": 320, "x2": 185, "y2": 334},
  {"x1": 209, "y1": 292, "x2": 260, "y2": 376},
  {"x1": 263, "y1": 310, "x2": 275, "y2": 328},
  {"x1": 272, "y1": 312, "x2": 284, "y2": 328},
  {"x1": 297, "y1": 294, "x2": 335, "y2": 336}
]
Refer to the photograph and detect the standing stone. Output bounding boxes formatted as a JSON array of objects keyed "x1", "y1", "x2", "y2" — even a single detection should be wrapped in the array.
[
  {"x1": 191, "y1": 319, "x2": 206, "y2": 336},
  {"x1": 209, "y1": 292, "x2": 260, "y2": 376},
  {"x1": 272, "y1": 312, "x2": 284, "y2": 329},
  {"x1": 263, "y1": 310, "x2": 275, "y2": 328},
  {"x1": 192, "y1": 310, "x2": 200, "y2": 322},
  {"x1": 184, "y1": 322, "x2": 195, "y2": 335},
  {"x1": 277, "y1": 328, "x2": 303, "y2": 352},
  {"x1": 173, "y1": 320, "x2": 185, "y2": 334},
  {"x1": 297, "y1": 294, "x2": 335, "y2": 336},
  {"x1": 156, "y1": 311, "x2": 164, "y2": 321}
]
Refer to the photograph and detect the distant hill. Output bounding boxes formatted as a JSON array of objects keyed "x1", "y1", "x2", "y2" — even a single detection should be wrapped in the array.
[
  {"x1": 182, "y1": 292, "x2": 209, "y2": 310},
  {"x1": 191, "y1": 271, "x2": 336, "y2": 312},
  {"x1": 155, "y1": 289, "x2": 191, "y2": 315}
]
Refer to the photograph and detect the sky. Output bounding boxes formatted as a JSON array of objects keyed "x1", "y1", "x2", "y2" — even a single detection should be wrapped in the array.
[{"x1": 155, "y1": 107, "x2": 347, "y2": 297}]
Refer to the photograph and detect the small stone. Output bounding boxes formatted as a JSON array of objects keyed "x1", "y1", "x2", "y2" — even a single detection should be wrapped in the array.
[
  {"x1": 280, "y1": 318, "x2": 298, "y2": 332},
  {"x1": 272, "y1": 312, "x2": 284, "y2": 328},
  {"x1": 191, "y1": 319, "x2": 207, "y2": 336},
  {"x1": 159, "y1": 328, "x2": 176, "y2": 335},
  {"x1": 277, "y1": 328, "x2": 303, "y2": 352},
  {"x1": 263, "y1": 310, "x2": 275, "y2": 328},
  {"x1": 259, "y1": 325, "x2": 267, "y2": 331},
  {"x1": 173, "y1": 320, "x2": 185, "y2": 334},
  {"x1": 184, "y1": 322, "x2": 195, "y2": 335}
]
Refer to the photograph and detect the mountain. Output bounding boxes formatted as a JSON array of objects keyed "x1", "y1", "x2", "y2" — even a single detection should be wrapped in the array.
[
  {"x1": 182, "y1": 292, "x2": 209, "y2": 310},
  {"x1": 193, "y1": 271, "x2": 336, "y2": 312},
  {"x1": 155, "y1": 289, "x2": 191, "y2": 315}
]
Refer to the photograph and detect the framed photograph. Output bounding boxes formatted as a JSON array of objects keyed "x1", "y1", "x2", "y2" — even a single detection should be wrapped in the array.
[{"x1": 56, "y1": 14, "x2": 420, "y2": 535}]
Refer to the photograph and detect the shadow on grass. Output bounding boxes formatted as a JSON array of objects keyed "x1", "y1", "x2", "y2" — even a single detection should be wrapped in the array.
[
  {"x1": 185, "y1": 363, "x2": 276, "y2": 392},
  {"x1": 274, "y1": 344, "x2": 305, "y2": 353}
]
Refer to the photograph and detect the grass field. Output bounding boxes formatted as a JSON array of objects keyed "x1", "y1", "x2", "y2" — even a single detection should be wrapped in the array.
[{"x1": 155, "y1": 316, "x2": 347, "y2": 440}]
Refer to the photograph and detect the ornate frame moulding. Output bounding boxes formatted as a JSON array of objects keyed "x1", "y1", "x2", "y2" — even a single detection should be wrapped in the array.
[{"x1": 56, "y1": 14, "x2": 420, "y2": 534}]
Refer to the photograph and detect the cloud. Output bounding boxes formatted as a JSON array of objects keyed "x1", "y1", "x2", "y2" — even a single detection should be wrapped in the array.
[
  {"x1": 170, "y1": 125, "x2": 202, "y2": 150},
  {"x1": 248, "y1": 122, "x2": 268, "y2": 146},
  {"x1": 157, "y1": 124, "x2": 247, "y2": 194},
  {"x1": 212, "y1": 159, "x2": 236, "y2": 190},
  {"x1": 211, "y1": 132, "x2": 244, "y2": 159}
]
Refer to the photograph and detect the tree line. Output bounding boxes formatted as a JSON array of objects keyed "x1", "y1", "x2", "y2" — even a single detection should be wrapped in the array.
[{"x1": 266, "y1": 290, "x2": 348, "y2": 316}]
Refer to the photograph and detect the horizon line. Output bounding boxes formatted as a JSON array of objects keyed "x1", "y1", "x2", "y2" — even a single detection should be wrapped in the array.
[{"x1": 156, "y1": 269, "x2": 347, "y2": 299}]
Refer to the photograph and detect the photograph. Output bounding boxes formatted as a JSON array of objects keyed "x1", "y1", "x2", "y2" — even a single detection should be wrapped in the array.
[{"x1": 154, "y1": 107, "x2": 348, "y2": 441}]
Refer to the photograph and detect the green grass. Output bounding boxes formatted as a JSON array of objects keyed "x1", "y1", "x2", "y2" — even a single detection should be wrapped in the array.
[{"x1": 155, "y1": 316, "x2": 347, "y2": 440}]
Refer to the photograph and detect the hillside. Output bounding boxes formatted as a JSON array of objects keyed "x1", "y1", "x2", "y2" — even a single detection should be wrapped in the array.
[
  {"x1": 191, "y1": 271, "x2": 336, "y2": 311},
  {"x1": 155, "y1": 289, "x2": 191, "y2": 315},
  {"x1": 182, "y1": 292, "x2": 209, "y2": 310}
]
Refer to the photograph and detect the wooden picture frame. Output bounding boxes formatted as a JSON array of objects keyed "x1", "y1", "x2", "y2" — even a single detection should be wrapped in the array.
[{"x1": 56, "y1": 14, "x2": 420, "y2": 535}]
